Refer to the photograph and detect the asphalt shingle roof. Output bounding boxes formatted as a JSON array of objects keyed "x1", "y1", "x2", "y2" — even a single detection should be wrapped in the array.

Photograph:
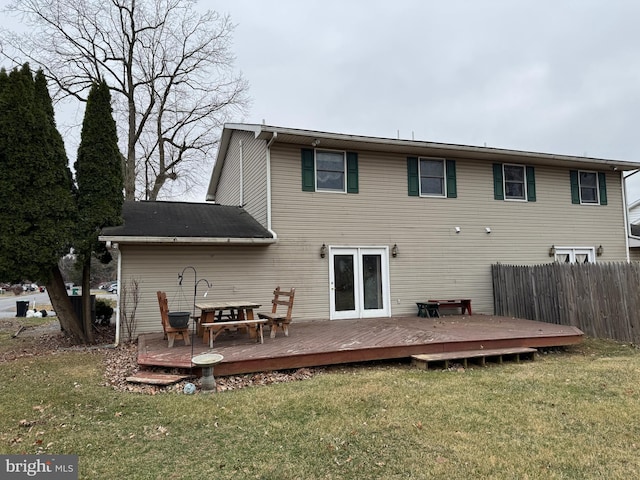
[{"x1": 100, "y1": 201, "x2": 273, "y2": 239}]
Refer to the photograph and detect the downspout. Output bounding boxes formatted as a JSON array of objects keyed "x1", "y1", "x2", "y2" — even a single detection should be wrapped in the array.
[
  {"x1": 622, "y1": 172, "x2": 631, "y2": 262},
  {"x1": 266, "y1": 132, "x2": 278, "y2": 239},
  {"x1": 114, "y1": 243, "x2": 122, "y2": 346},
  {"x1": 239, "y1": 140, "x2": 244, "y2": 206}
]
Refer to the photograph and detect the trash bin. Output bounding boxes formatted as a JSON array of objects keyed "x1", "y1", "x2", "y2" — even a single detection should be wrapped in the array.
[{"x1": 16, "y1": 301, "x2": 29, "y2": 317}]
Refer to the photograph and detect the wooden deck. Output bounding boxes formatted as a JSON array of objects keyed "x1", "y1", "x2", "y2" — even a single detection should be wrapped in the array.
[{"x1": 137, "y1": 314, "x2": 583, "y2": 376}]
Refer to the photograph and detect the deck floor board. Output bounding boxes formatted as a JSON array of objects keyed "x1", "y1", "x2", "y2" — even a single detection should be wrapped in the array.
[{"x1": 137, "y1": 314, "x2": 583, "y2": 376}]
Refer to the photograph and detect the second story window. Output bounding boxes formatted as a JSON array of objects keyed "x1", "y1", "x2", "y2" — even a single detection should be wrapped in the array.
[
  {"x1": 407, "y1": 157, "x2": 457, "y2": 198},
  {"x1": 570, "y1": 170, "x2": 607, "y2": 205},
  {"x1": 504, "y1": 165, "x2": 526, "y2": 200},
  {"x1": 316, "y1": 150, "x2": 345, "y2": 192},
  {"x1": 419, "y1": 158, "x2": 446, "y2": 197},
  {"x1": 301, "y1": 148, "x2": 359, "y2": 194},
  {"x1": 579, "y1": 171, "x2": 598, "y2": 204},
  {"x1": 493, "y1": 163, "x2": 536, "y2": 202}
]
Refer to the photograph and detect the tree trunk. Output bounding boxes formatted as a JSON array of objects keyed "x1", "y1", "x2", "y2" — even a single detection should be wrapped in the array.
[
  {"x1": 45, "y1": 265, "x2": 88, "y2": 344},
  {"x1": 81, "y1": 259, "x2": 95, "y2": 343}
]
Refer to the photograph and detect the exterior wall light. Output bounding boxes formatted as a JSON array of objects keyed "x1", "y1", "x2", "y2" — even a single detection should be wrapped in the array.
[
  {"x1": 549, "y1": 245, "x2": 556, "y2": 257},
  {"x1": 597, "y1": 245, "x2": 603, "y2": 256},
  {"x1": 455, "y1": 227, "x2": 461, "y2": 233},
  {"x1": 391, "y1": 244, "x2": 399, "y2": 257},
  {"x1": 320, "y1": 244, "x2": 327, "y2": 258}
]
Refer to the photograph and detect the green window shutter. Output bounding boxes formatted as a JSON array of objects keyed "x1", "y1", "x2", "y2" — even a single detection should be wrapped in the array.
[
  {"x1": 301, "y1": 148, "x2": 315, "y2": 192},
  {"x1": 570, "y1": 170, "x2": 580, "y2": 204},
  {"x1": 493, "y1": 164, "x2": 504, "y2": 200},
  {"x1": 526, "y1": 166, "x2": 536, "y2": 202},
  {"x1": 407, "y1": 157, "x2": 419, "y2": 196},
  {"x1": 446, "y1": 159, "x2": 457, "y2": 198},
  {"x1": 598, "y1": 172, "x2": 607, "y2": 205},
  {"x1": 346, "y1": 152, "x2": 358, "y2": 193}
]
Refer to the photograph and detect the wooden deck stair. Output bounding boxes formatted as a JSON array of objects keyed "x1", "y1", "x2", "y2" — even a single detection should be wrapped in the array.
[
  {"x1": 411, "y1": 347, "x2": 537, "y2": 370},
  {"x1": 126, "y1": 371, "x2": 191, "y2": 386}
]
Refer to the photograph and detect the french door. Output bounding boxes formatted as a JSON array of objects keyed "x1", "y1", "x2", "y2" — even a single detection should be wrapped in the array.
[{"x1": 329, "y1": 247, "x2": 390, "y2": 319}]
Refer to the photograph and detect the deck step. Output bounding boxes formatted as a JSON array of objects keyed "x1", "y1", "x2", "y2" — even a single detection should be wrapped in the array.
[
  {"x1": 411, "y1": 347, "x2": 537, "y2": 370},
  {"x1": 126, "y1": 372, "x2": 191, "y2": 386}
]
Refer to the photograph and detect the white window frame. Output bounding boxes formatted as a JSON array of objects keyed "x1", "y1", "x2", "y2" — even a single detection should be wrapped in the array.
[
  {"x1": 578, "y1": 170, "x2": 599, "y2": 205},
  {"x1": 315, "y1": 149, "x2": 346, "y2": 193},
  {"x1": 503, "y1": 164, "x2": 527, "y2": 201},
  {"x1": 554, "y1": 246, "x2": 596, "y2": 264},
  {"x1": 419, "y1": 157, "x2": 446, "y2": 197}
]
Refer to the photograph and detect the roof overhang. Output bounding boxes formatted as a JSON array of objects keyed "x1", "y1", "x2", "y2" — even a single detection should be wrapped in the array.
[
  {"x1": 208, "y1": 123, "x2": 640, "y2": 201},
  {"x1": 97, "y1": 235, "x2": 276, "y2": 246}
]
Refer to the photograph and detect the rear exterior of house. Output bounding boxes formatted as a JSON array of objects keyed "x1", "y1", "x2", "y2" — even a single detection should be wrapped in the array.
[
  {"x1": 208, "y1": 124, "x2": 635, "y2": 322},
  {"x1": 102, "y1": 124, "x2": 640, "y2": 339}
]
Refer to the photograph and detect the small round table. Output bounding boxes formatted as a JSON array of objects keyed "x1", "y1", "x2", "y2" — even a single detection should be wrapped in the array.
[{"x1": 191, "y1": 353, "x2": 224, "y2": 391}]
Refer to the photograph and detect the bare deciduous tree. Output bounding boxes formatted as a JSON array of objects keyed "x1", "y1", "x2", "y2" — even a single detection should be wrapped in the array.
[{"x1": 1, "y1": 0, "x2": 249, "y2": 200}]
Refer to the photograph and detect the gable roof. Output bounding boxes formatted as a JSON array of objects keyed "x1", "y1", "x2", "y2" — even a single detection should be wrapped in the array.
[
  {"x1": 99, "y1": 201, "x2": 275, "y2": 245},
  {"x1": 208, "y1": 123, "x2": 640, "y2": 201}
]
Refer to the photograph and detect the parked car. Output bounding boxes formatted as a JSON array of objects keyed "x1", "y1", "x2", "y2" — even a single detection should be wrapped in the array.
[{"x1": 108, "y1": 282, "x2": 118, "y2": 294}]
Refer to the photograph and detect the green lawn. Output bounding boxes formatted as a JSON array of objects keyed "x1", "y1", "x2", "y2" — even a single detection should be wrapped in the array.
[{"x1": 1, "y1": 337, "x2": 639, "y2": 479}]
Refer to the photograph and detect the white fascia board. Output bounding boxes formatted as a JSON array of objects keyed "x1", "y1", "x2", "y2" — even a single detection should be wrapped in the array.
[{"x1": 98, "y1": 235, "x2": 276, "y2": 245}]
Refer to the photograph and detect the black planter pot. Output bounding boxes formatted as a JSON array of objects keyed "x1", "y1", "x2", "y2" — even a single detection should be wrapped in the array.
[{"x1": 168, "y1": 311, "x2": 190, "y2": 328}]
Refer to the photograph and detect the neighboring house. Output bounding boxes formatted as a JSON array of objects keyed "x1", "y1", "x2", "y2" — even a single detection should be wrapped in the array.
[
  {"x1": 628, "y1": 198, "x2": 640, "y2": 225},
  {"x1": 100, "y1": 124, "x2": 640, "y2": 341},
  {"x1": 629, "y1": 224, "x2": 640, "y2": 262}
]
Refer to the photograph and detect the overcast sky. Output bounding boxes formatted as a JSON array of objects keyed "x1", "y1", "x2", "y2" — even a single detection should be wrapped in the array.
[
  {"x1": 215, "y1": 0, "x2": 640, "y2": 200},
  {"x1": 4, "y1": 1, "x2": 640, "y2": 201}
]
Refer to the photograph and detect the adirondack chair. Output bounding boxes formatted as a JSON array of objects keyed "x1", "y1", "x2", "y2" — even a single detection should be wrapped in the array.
[
  {"x1": 157, "y1": 291, "x2": 191, "y2": 348},
  {"x1": 258, "y1": 287, "x2": 295, "y2": 338}
]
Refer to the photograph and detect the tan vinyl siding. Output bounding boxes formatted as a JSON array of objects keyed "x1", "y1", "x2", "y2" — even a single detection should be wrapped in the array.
[
  {"x1": 630, "y1": 249, "x2": 640, "y2": 262},
  {"x1": 124, "y1": 141, "x2": 629, "y2": 337},
  {"x1": 215, "y1": 131, "x2": 268, "y2": 226},
  {"x1": 266, "y1": 145, "x2": 628, "y2": 318},
  {"x1": 118, "y1": 244, "x2": 314, "y2": 337}
]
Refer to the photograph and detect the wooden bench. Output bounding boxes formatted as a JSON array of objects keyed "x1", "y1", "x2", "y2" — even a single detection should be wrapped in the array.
[
  {"x1": 411, "y1": 347, "x2": 536, "y2": 370},
  {"x1": 428, "y1": 298, "x2": 472, "y2": 315},
  {"x1": 201, "y1": 319, "x2": 268, "y2": 348}
]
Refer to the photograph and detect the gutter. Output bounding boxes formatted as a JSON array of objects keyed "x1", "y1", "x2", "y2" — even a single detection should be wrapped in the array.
[
  {"x1": 266, "y1": 131, "x2": 278, "y2": 240},
  {"x1": 97, "y1": 236, "x2": 276, "y2": 245}
]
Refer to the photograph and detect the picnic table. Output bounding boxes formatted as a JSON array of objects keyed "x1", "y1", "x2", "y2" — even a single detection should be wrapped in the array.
[{"x1": 195, "y1": 301, "x2": 266, "y2": 347}]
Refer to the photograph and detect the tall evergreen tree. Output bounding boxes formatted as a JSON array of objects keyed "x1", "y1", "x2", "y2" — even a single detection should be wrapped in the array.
[
  {"x1": 74, "y1": 80, "x2": 123, "y2": 342},
  {"x1": 0, "y1": 64, "x2": 87, "y2": 343}
]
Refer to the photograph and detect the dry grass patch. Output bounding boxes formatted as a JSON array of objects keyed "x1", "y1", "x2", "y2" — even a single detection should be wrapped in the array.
[{"x1": 0, "y1": 332, "x2": 639, "y2": 479}]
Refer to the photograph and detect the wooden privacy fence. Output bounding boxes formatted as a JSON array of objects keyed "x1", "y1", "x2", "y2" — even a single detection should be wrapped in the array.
[{"x1": 492, "y1": 262, "x2": 640, "y2": 344}]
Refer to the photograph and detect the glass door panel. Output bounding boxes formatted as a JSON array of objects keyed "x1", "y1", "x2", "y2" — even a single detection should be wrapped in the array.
[
  {"x1": 362, "y1": 254, "x2": 382, "y2": 310},
  {"x1": 334, "y1": 254, "x2": 356, "y2": 312}
]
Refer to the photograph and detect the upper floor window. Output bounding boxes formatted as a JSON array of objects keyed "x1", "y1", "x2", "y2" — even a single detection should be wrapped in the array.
[
  {"x1": 407, "y1": 157, "x2": 457, "y2": 198},
  {"x1": 570, "y1": 170, "x2": 607, "y2": 205},
  {"x1": 504, "y1": 165, "x2": 526, "y2": 200},
  {"x1": 301, "y1": 148, "x2": 358, "y2": 194},
  {"x1": 316, "y1": 150, "x2": 345, "y2": 192},
  {"x1": 493, "y1": 164, "x2": 536, "y2": 202},
  {"x1": 420, "y1": 158, "x2": 446, "y2": 197}
]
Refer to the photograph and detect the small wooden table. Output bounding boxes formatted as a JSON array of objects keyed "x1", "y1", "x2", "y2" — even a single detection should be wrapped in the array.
[{"x1": 195, "y1": 301, "x2": 264, "y2": 346}]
